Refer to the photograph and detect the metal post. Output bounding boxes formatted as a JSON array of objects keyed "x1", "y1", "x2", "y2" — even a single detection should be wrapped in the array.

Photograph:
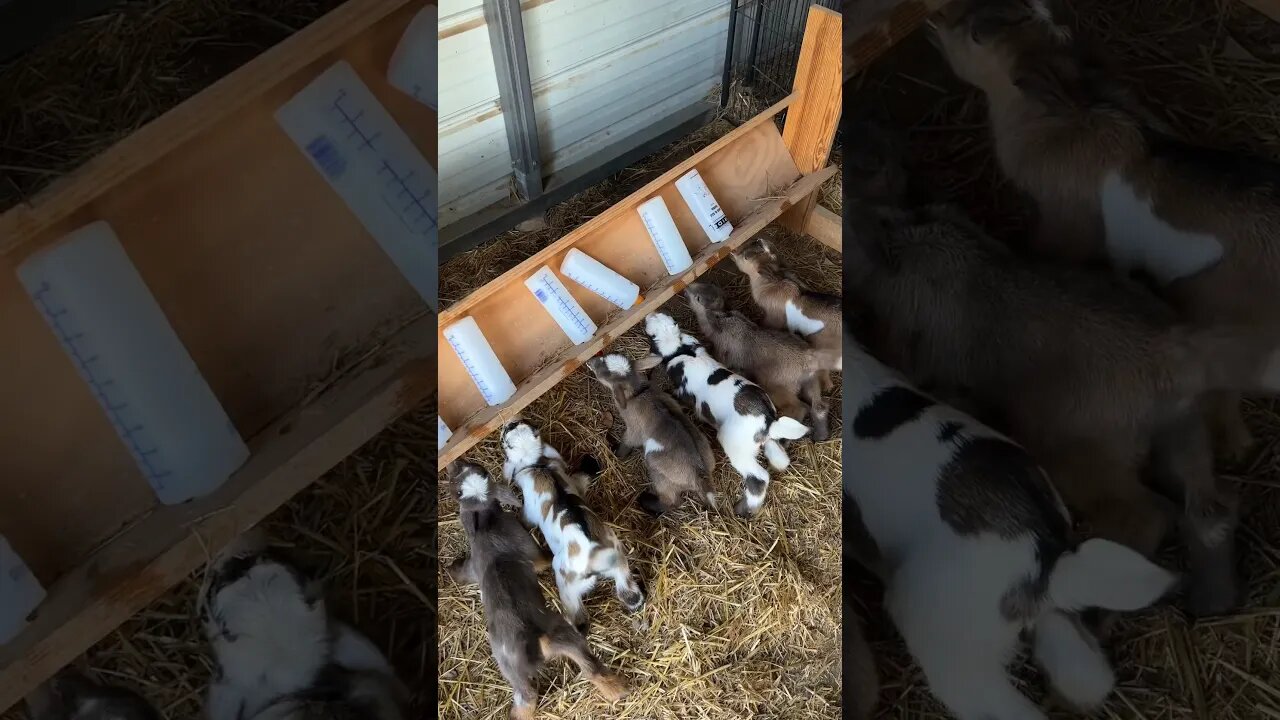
[
  {"x1": 483, "y1": 0, "x2": 544, "y2": 200},
  {"x1": 719, "y1": 0, "x2": 740, "y2": 109},
  {"x1": 744, "y1": 0, "x2": 766, "y2": 86}
]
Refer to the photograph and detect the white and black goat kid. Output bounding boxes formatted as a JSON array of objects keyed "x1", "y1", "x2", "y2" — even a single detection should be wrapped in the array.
[
  {"x1": 843, "y1": 332, "x2": 1179, "y2": 720},
  {"x1": 641, "y1": 312, "x2": 810, "y2": 517},
  {"x1": 447, "y1": 461, "x2": 628, "y2": 719},
  {"x1": 203, "y1": 529, "x2": 407, "y2": 720},
  {"x1": 501, "y1": 419, "x2": 646, "y2": 628}
]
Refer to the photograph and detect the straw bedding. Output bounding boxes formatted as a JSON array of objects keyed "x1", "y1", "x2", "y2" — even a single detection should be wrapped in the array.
[
  {"x1": 848, "y1": 0, "x2": 1280, "y2": 718},
  {"x1": 438, "y1": 117, "x2": 844, "y2": 719}
]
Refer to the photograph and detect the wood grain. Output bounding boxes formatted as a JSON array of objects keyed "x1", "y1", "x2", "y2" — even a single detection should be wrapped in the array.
[
  {"x1": 0, "y1": 1, "x2": 433, "y2": 582},
  {"x1": 847, "y1": 0, "x2": 953, "y2": 78},
  {"x1": 0, "y1": 316, "x2": 435, "y2": 713},
  {"x1": 437, "y1": 165, "x2": 837, "y2": 468},
  {"x1": 780, "y1": 5, "x2": 842, "y2": 238},
  {"x1": 803, "y1": 205, "x2": 842, "y2": 253}
]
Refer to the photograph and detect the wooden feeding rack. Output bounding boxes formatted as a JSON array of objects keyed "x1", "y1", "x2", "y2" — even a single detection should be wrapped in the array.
[
  {"x1": 848, "y1": 0, "x2": 954, "y2": 79},
  {"x1": 0, "y1": 0, "x2": 435, "y2": 709},
  {"x1": 437, "y1": 6, "x2": 842, "y2": 469}
]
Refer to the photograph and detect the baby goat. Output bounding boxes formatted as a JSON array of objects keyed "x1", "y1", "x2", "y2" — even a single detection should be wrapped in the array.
[
  {"x1": 501, "y1": 419, "x2": 646, "y2": 627},
  {"x1": 684, "y1": 282, "x2": 835, "y2": 441},
  {"x1": 845, "y1": 190, "x2": 1280, "y2": 616},
  {"x1": 203, "y1": 529, "x2": 408, "y2": 720},
  {"x1": 934, "y1": 0, "x2": 1280, "y2": 459},
  {"x1": 641, "y1": 312, "x2": 810, "y2": 517},
  {"x1": 447, "y1": 461, "x2": 628, "y2": 719},
  {"x1": 25, "y1": 671, "x2": 160, "y2": 720},
  {"x1": 731, "y1": 237, "x2": 842, "y2": 378},
  {"x1": 844, "y1": 331, "x2": 1178, "y2": 720},
  {"x1": 586, "y1": 354, "x2": 718, "y2": 514}
]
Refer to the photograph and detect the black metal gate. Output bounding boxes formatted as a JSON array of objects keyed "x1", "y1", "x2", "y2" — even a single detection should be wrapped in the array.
[{"x1": 719, "y1": 0, "x2": 840, "y2": 124}]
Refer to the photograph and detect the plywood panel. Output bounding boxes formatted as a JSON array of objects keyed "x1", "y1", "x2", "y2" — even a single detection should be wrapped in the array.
[{"x1": 0, "y1": 0, "x2": 432, "y2": 585}]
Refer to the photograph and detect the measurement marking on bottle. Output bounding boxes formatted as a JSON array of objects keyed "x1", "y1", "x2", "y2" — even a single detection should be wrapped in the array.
[{"x1": 28, "y1": 282, "x2": 170, "y2": 487}]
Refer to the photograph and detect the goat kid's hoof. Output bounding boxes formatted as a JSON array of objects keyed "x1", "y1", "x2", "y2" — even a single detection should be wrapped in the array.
[
  {"x1": 593, "y1": 673, "x2": 630, "y2": 702},
  {"x1": 510, "y1": 704, "x2": 536, "y2": 720},
  {"x1": 1186, "y1": 580, "x2": 1240, "y2": 619},
  {"x1": 637, "y1": 491, "x2": 667, "y2": 516},
  {"x1": 578, "y1": 454, "x2": 603, "y2": 477}
]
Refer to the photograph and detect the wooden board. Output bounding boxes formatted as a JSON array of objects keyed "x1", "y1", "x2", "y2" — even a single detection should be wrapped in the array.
[
  {"x1": 0, "y1": 0, "x2": 432, "y2": 585},
  {"x1": 0, "y1": 319, "x2": 434, "y2": 712},
  {"x1": 780, "y1": 5, "x2": 843, "y2": 239},
  {"x1": 0, "y1": 0, "x2": 436, "y2": 708},
  {"x1": 803, "y1": 206, "x2": 842, "y2": 253},
  {"x1": 847, "y1": 0, "x2": 953, "y2": 78},
  {"x1": 1242, "y1": 0, "x2": 1280, "y2": 23}
]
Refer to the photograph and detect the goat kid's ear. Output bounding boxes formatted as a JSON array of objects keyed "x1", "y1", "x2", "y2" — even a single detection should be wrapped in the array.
[
  {"x1": 491, "y1": 482, "x2": 522, "y2": 508},
  {"x1": 634, "y1": 354, "x2": 662, "y2": 373},
  {"x1": 611, "y1": 385, "x2": 629, "y2": 410}
]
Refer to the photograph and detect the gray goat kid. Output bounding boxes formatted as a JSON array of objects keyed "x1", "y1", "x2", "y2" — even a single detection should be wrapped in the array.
[
  {"x1": 586, "y1": 354, "x2": 718, "y2": 514},
  {"x1": 843, "y1": 326, "x2": 1178, "y2": 720},
  {"x1": 203, "y1": 529, "x2": 408, "y2": 720},
  {"x1": 446, "y1": 461, "x2": 628, "y2": 719},
  {"x1": 844, "y1": 173, "x2": 1280, "y2": 616},
  {"x1": 24, "y1": 671, "x2": 160, "y2": 720},
  {"x1": 933, "y1": 0, "x2": 1280, "y2": 463},
  {"x1": 684, "y1": 282, "x2": 835, "y2": 441}
]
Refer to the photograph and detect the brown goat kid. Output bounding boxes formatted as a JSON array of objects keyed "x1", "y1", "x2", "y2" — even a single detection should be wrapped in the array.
[
  {"x1": 844, "y1": 190, "x2": 1280, "y2": 616},
  {"x1": 684, "y1": 282, "x2": 836, "y2": 441},
  {"x1": 731, "y1": 237, "x2": 843, "y2": 388},
  {"x1": 933, "y1": 0, "x2": 1280, "y2": 460},
  {"x1": 446, "y1": 461, "x2": 628, "y2": 719},
  {"x1": 586, "y1": 354, "x2": 718, "y2": 515}
]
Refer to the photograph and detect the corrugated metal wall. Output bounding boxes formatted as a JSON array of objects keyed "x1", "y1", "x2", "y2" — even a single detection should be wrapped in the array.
[{"x1": 438, "y1": 0, "x2": 731, "y2": 229}]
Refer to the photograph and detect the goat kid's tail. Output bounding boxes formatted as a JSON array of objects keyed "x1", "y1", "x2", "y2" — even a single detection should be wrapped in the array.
[{"x1": 1048, "y1": 538, "x2": 1178, "y2": 612}]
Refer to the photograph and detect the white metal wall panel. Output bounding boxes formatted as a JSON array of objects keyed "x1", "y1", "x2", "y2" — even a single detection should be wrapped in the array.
[
  {"x1": 522, "y1": 0, "x2": 729, "y2": 175},
  {"x1": 438, "y1": 0, "x2": 513, "y2": 227},
  {"x1": 437, "y1": 0, "x2": 734, "y2": 229}
]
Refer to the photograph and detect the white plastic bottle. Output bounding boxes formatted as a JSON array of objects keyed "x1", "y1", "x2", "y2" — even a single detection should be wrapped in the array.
[
  {"x1": 675, "y1": 169, "x2": 733, "y2": 243},
  {"x1": 438, "y1": 416, "x2": 452, "y2": 451},
  {"x1": 0, "y1": 536, "x2": 45, "y2": 646},
  {"x1": 16, "y1": 222, "x2": 250, "y2": 506},
  {"x1": 637, "y1": 196, "x2": 694, "y2": 274},
  {"x1": 525, "y1": 266, "x2": 597, "y2": 344},
  {"x1": 443, "y1": 316, "x2": 518, "y2": 406},
  {"x1": 388, "y1": 5, "x2": 437, "y2": 109},
  {"x1": 560, "y1": 249, "x2": 640, "y2": 309}
]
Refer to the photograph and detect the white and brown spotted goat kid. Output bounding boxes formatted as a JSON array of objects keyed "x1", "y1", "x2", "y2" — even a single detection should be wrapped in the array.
[
  {"x1": 642, "y1": 312, "x2": 810, "y2": 517},
  {"x1": 203, "y1": 530, "x2": 407, "y2": 720},
  {"x1": 447, "y1": 461, "x2": 628, "y2": 719},
  {"x1": 501, "y1": 419, "x2": 645, "y2": 628},
  {"x1": 934, "y1": 0, "x2": 1280, "y2": 461},
  {"x1": 731, "y1": 236, "x2": 843, "y2": 378},
  {"x1": 844, "y1": 331, "x2": 1178, "y2": 720},
  {"x1": 586, "y1": 354, "x2": 718, "y2": 514},
  {"x1": 685, "y1": 282, "x2": 836, "y2": 441}
]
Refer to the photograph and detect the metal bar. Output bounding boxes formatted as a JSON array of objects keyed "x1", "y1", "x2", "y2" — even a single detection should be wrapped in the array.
[
  {"x1": 744, "y1": 0, "x2": 766, "y2": 85},
  {"x1": 439, "y1": 102, "x2": 717, "y2": 261},
  {"x1": 719, "y1": 0, "x2": 741, "y2": 108},
  {"x1": 483, "y1": 0, "x2": 544, "y2": 200}
]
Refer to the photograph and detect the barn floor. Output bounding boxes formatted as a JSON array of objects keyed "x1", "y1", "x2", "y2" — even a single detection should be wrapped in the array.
[
  {"x1": 849, "y1": 1, "x2": 1280, "y2": 718},
  {"x1": 437, "y1": 118, "x2": 844, "y2": 720},
  {"x1": 0, "y1": 2, "x2": 434, "y2": 718}
]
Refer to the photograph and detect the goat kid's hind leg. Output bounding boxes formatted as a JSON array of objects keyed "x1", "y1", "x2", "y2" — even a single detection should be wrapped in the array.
[
  {"x1": 540, "y1": 624, "x2": 629, "y2": 701},
  {"x1": 723, "y1": 432, "x2": 772, "y2": 517},
  {"x1": 495, "y1": 652, "x2": 540, "y2": 720},
  {"x1": 1151, "y1": 413, "x2": 1241, "y2": 617},
  {"x1": 799, "y1": 375, "x2": 830, "y2": 442},
  {"x1": 553, "y1": 555, "x2": 596, "y2": 631},
  {"x1": 594, "y1": 546, "x2": 645, "y2": 613}
]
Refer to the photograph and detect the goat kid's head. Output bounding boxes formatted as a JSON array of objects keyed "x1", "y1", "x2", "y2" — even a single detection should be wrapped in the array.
[
  {"x1": 586, "y1": 354, "x2": 648, "y2": 409},
  {"x1": 933, "y1": 0, "x2": 1070, "y2": 96}
]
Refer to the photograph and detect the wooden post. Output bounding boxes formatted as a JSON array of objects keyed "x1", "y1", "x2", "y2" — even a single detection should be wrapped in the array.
[{"x1": 779, "y1": 6, "x2": 843, "y2": 246}]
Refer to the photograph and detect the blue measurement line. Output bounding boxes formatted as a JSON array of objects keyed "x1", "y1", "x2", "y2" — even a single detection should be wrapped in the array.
[
  {"x1": 30, "y1": 282, "x2": 170, "y2": 486},
  {"x1": 378, "y1": 161, "x2": 437, "y2": 230},
  {"x1": 568, "y1": 273, "x2": 627, "y2": 307},
  {"x1": 641, "y1": 213, "x2": 679, "y2": 270},
  {"x1": 536, "y1": 276, "x2": 592, "y2": 335},
  {"x1": 447, "y1": 331, "x2": 497, "y2": 403}
]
